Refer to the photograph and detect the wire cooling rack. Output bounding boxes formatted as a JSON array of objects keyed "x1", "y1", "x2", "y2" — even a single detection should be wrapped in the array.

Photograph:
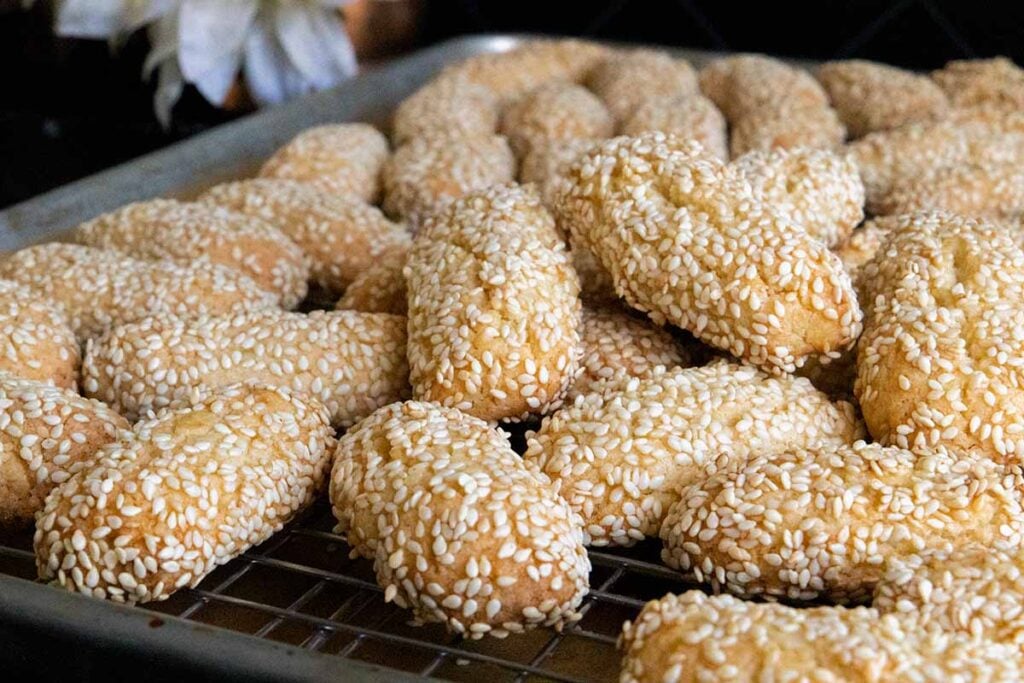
[{"x1": 0, "y1": 497, "x2": 696, "y2": 682}]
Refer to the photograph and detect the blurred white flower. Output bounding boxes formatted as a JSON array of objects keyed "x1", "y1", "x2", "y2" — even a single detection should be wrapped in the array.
[{"x1": 51, "y1": 0, "x2": 357, "y2": 125}]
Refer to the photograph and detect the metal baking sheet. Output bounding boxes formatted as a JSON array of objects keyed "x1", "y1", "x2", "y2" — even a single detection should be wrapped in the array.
[{"x1": 0, "y1": 34, "x2": 769, "y2": 682}]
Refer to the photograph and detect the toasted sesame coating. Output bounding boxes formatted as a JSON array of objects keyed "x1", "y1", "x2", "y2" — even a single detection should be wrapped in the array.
[
  {"x1": 258, "y1": 123, "x2": 389, "y2": 202},
  {"x1": 619, "y1": 591, "x2": 1021, "y2": 683},
  {"x1": 199, "y1": 179, "x2": 410, "y2": 296},
  {"x1": 391, "y1": 75, "x2": 500, "y2": 145},
  {"x1": 437, "y1": 39, "x2": 609, "y2": 103},
  {"x1": 835, "y1": 220, "x2": 890, "y2": 276},
  {"x1": 586, "y1": 49, "x2": 698, "y2": 124},
  {"x1": 0, "y1": 243, "x2": 276, "y2": 342},
  {"x1": 406, "y1": 184, "x2": 580, "y2": 422},
  {"x1": 335, "y1": 246, "x2": 409, "y2": 316},
  {"x1": 662, "y1": 442, "x2": 1024, "y2": 602},
  {"x1": 523, "y1": 362, "x2": 863, "y2": 547},
  {"x1": 875, "y1": 160, "x2": 1024, "y2": 220},
  {"x1": 817, "y1": 59, "x2": 950, "y2": 137},
  {"x1": 330, "y1": 400, "x2": 590, "y2": 639},
  {"x1": 855, "y1": 212, "x2": 1024, "y2": 460},
  {"x1": 568, "y1": 307, "x2": 690, "y2": 401},
  {"x1": 35, "y1": 383, "x2": 335, "y2": 603},
  {"x1": 620, "y1": 94, "x2": 728, "y2": 161},
  {"x1": 933, "y1": 57, "x2": 1024, "y2": 112},
  {"x1": 0, "y1": 279, "x2": 79, "y2": 389},
  {"x1": 0, "y1": 374, "x2": 127, "y2": 528},
  {"x1": 876, "y1": 543, "x2": 1024, "y2": 646},
  {"x1": 74, "y1": 199, "x2": 308, "y2": 308},
  {"x1": 519, "y1": 138, "x2": 596, "y2": 210},
  {"x1": 700, "y1": 54, "x2": 845, "y2": 155},
  {"x1": 556, "y1": 132, "x2": 862, "y2": 374},
  {"x1": 731, "y1": 146, "x2": 865, "y2": 247},
  {"x1": 382, "y1": 133, "x2": 516, "y2": 225},
  {"x1": 499, "y1": 82, "x2": 613, "y2": 158},
  {"x1": 81, "y1": 309, "x2": 409, "y2": 427},
  {"x1": 846, "y1": 120, "x2": 1024, "y2": 212}
]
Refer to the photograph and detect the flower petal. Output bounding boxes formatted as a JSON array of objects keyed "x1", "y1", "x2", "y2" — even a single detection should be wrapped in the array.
[
  {"x1": 273, "y1": 3, "x2": 356, "y2": 89},
  {"x1": 242, "y1": 12, "x2": 308, "y2": 106},
  {"x1": 177, "y1": 0, "x2": 257, "y2": 103},
  {"x1": 55, "y1": 0, "x2": 130, "y2": 38},
  {"x1": 154, "y1": 58, "x2": 185, "y2": 128}
]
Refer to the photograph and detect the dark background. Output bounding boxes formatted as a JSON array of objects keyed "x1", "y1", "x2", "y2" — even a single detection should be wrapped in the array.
[{"x1": 3, "y1": 0, "x2": 1021, "y2": 209}]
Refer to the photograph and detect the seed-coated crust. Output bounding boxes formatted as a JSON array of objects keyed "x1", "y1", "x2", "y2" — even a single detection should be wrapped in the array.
[
  {"x1": 35, "y1": 383, "x2": 335, "y2": 603},
  {"x1": 74, "y1": 199, "x2": 308, "y2": 308},
  {"x1": 620, "y1": 95, "x2": 728, "y2": 161},
  {"x1": 731, "y1": 146, "x2": 865, "y2": 247},
  {"x1": 258, "y1": 123, "x2": 389, "y2": 202},
  {"x1": 556, "y1": 133, "x2": 862, "y2": 374},
  {"x1": 699, "y1": 54, "x2": 845, "y2": 155},
  {"x1": 523, "y1": 362, "x2": 863, "y2": 547},
  {"x1": 391, "y1": 76, "x2": 500, "y2": 145},
  {"x1": 586, "y1": 49, "x2": 699, "y2": 124},
  {"x1": 0, "y1": 279, "x2": 79, "y2": 389},
  {"x1": 876, "y1": 543, "x2": 1024, "y2": 646},
  {"x1": 817, "y1": 59, "x2": 950, "y2": 137},
  {"x1": 82, "y1": 309, "x2": 409, "y2": 427},
  {"x1": 519, "y1": 138, "x2": 597, "y2": 210},
  {"x1": 0, "y1": 243, "x2": 276, "y2": 342},
  {"x1": 335, "y1": 246, "x2": 409, "y2": 316},
  {"x1": 200, "y1": 179, "x2": 410, "y2": 296},
  {"x1": 499, "y1": 82, "x2": 613, "y2": 158},
  {"x1": 933, "y1": 57, "x2": 1024, "y2": 112},
  {"x1": 568, "y1": 307, "x2": 690, "y2": 401},
  {"x1": 0, "y1": 374, "x2": 127, "y2": 528},
  {"x1": 855, "y1": 212, "x2": 1024, "y2": 460},
  {"x1": 329, "y1": 401, "x2": 590, "y2": 639},
  {"x1": 619, "y1": 591, "x2": 1021, "y2": 683},
  {"x1": 875, "y1": 160, "x2": 1024, "y2": 220},
  {"x1": 437, "y1": 39, "x2": 609, "y2": 102},
  {"x1": 662, "y1": 442, "x2": 1024, "y2": 602},
  {"x1": 382, "y1": 133, "x2": 516, "y2": 225},
  {"x1": 406, "y1": 184, "x2": 580, "y2": 422},
  {"x1": 846, "y1": 120, "x2": 1024, "y2": 212}
]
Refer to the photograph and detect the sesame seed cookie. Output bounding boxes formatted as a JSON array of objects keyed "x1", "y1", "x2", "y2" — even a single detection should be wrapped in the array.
[
  {"x1": 406, "y1": 184, "x2": 580, "y2": 422},
  {"x1": 382, "y1": 133, "x2": 516, "y2": 225},
  {"x1": 834, "y1": 220, "x2": 891, "y2": 277},
  {"x1": 0, "y1": 243, "x2": 276, "y2": 342},
  {"x1": 620, "y1": 94, "x2": 728, "y2": 161},
  {"x1": 662, "y1": 442, "x2": 1024, "y2": 602},
  {"x1": 330, "y1": 400, "x2": 590, "y2": 639},
  {"x1": 519, "y1": 138, "x2": 597, "y2": 210},
  {"x1": 816, "y1": 60, "x2": 950, "y2": 137},
  {"x1": 437, "y1": 39, "x2": 609, "y2": 103},
  {"x1": 586, "y1": 49, "x2": 699, "y2": 124},
  {"x1": 0, "y1": 279, "x2": 79, "y2": 389},
  {"x1": 82, "y1": 309, "x2": 409, "y2": 426},
  {"x1": 570, "y1": 241, "x2": 618, "y2": 305},
  {"x1": 335, "y1": 246, "x2": 409, "y2": 316},
  {"x1": 35, "y1": 382, "x2": 335, "y2": 603},
  {"x1": 391, "y1": 75, "x2": 500, "y2": 145},
  {"x1": 200, "y1": 179, "x2": 410, "y2": 296},
  {"x1": 74, "y1": 199, "x2": 308, "y2": 308},
  {"x1": 568, "y1": 307, "x2": 691, "y2": 401},
  {"x1": 876, "y1": 542, "x2": 1024, "y2": 646},
  {"x1": 700, "y1": 54, "x2": 845, "y2": 155},
  {"x1": 523, "y1": 362, "x2": 863, "y2": 547},
  {"x1": 731, "y1": 146, "x2": 865, "y2": 247},
  {"x1": 259, "y1": 123, "x2": 389, "y2": 202},
  {"x1": 0, "y1": 374, "x2": 127, "y2": 528},
  {"x1": 556, "y1": 132, "x2": 862, "y2": 374},
  {"x1": 933, "y1": 57, "x2": 1024, "y2": 113},
  {"x1": 875, "y1": 160, "x2": 1024, "y2": 220},
  {"x1": 619, "y1": 591, "x2": 1020, "y2": 683},
  {"x1": 855, "y1": 212, "x2": 1024, "y2": 460},
  {"x1": 499, "y1": 82, "x2": 613, "y2": 158}
]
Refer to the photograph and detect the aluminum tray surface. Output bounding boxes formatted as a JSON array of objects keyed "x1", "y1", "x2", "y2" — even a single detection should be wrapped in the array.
[{"x1": 0, "y1": 35, "x2": 734, "y2": 682}]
